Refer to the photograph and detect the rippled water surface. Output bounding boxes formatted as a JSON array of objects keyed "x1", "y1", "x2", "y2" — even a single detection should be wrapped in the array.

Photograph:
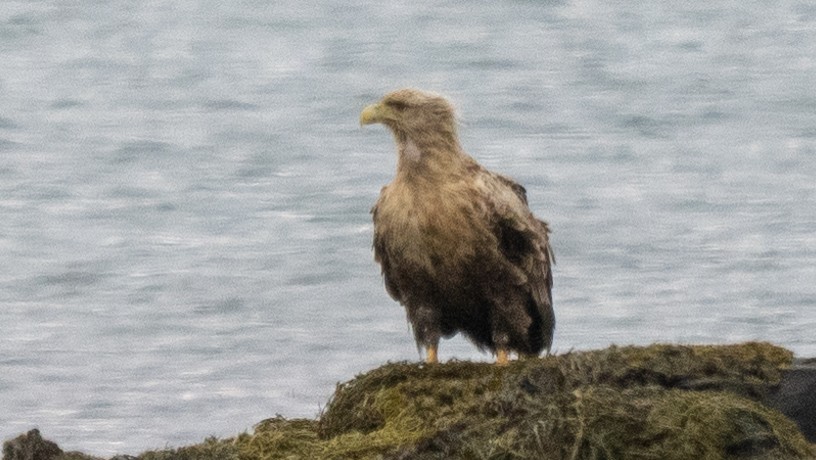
[{"x1": 1, "y1": 0, "x2": 815, "y2": 454}]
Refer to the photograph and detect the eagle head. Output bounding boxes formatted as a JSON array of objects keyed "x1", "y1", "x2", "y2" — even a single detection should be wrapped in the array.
[{"x1": 360, "y1": 88, "x2": 458, "y2": 142}]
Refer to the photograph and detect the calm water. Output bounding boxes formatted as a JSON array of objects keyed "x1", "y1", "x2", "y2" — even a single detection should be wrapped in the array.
[{"x1": 1, "y1": 0, "x2": 815, "y2": 455}]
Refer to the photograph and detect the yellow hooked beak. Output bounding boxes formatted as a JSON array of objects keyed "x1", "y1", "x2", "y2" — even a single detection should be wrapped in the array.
[{"x1": 360, "y1": 102, "x2": 395, "y2": 126}]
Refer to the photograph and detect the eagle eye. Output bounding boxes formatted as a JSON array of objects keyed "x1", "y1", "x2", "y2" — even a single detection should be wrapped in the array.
[{"x1": 385, "y1": 100, "x2": 409, "y2": 111}]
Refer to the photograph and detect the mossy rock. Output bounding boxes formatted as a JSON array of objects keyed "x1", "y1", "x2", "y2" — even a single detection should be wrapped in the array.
[
  {"x1": 5, "y1": 343, "x2": 813, "y2": 460},
  {"x1": 304, "y1": 342, "x2": 809, "y2": 459}
]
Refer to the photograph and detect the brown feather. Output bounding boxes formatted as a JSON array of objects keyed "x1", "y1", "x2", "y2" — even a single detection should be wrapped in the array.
[{"x1": 364, "y1": 89, "x2": 554, "y2": 359}]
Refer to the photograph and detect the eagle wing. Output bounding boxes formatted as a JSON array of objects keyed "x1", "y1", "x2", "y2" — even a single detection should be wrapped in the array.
[
  {"x1": 371, "y1": 186, "x2": 402, "y2": 302},
  {"x1": 479, "y1": 169, "x2": 555, "y2": 351}
]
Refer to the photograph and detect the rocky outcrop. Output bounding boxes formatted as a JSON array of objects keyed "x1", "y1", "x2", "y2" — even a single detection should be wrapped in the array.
[
  {"x1": 766, "y1": 358, "x2": 816, "y2": 443},
  {"x1": 4, "y1": 343, "x2": 815, "y2": 459}
]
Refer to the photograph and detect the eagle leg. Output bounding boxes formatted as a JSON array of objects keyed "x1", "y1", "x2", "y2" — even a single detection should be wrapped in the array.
[
  {"x1": 426, "y1": 343, "x2": 439, "y2": 364},
  {"x1": 491, "y1": 327, "x2": 512, "y2": 365},
  {"x1": 409, "y1": 306, "x2": 443, "y2": 364},
  {"x1": 496, "y1": 348, "x2": 509, "y2": 366}
]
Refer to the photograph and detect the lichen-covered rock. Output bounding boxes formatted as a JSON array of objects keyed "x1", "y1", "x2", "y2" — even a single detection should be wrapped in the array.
[
  {"x1": 310, "y1": 342, "x2": 810, "y2": 459},
  {"x1": 5, "y1": 343, "x2": 814, "y2": 460}
]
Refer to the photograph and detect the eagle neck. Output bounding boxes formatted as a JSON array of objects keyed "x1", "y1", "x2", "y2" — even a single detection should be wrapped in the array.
[{"x1": 394, "y1": 131, "x2": 469, "y2": 183}]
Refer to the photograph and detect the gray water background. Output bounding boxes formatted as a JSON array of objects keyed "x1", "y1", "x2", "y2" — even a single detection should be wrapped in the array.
[{"x1": 2, "y1": 0, "x2": 815, "y2": 455}]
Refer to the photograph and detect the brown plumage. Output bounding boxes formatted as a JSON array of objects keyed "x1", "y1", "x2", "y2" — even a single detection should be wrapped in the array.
[{"x1": 360, "y1": 88, "x2": 554, "y2": 365}]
